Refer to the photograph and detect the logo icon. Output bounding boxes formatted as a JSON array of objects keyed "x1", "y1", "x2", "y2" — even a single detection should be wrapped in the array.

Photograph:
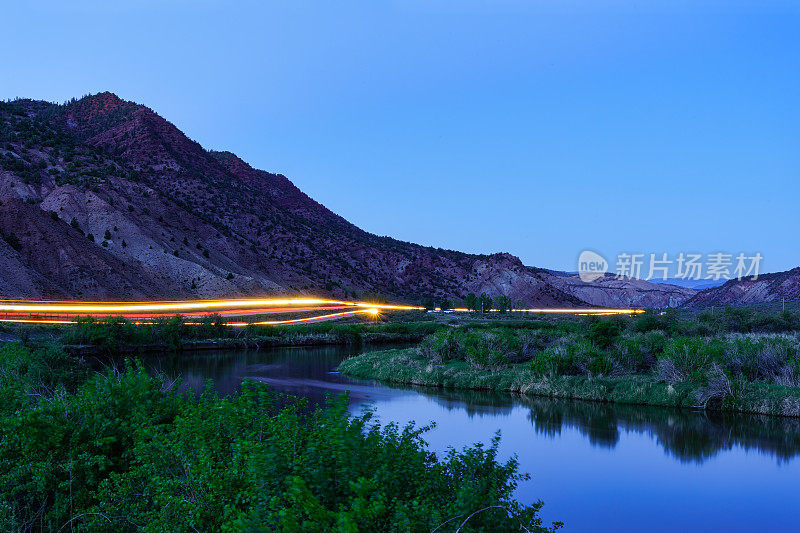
[{"x1": 578, "y1": 250, "x2": 608, "y2": 282}]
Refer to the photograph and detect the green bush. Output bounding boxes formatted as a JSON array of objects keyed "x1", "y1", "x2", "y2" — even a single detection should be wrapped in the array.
[
  {"x1": 410, "y1": 319, "x2": 800, "y2": 387},
  {"x1": 587, "y1": 354, "x2": 614, "y2": 376},
  {"x1": 587, "y1": 320, "x2": 622, "y2": 349},
  {"x1": 660, "y1": 337, "x2": 727, "y2": 381},
  {"x1": 418, "y1": 328, "x2": 530, "y2": 369},
  {"x1": 0, "y1": 346, "x2": 556, "y2": 532}
]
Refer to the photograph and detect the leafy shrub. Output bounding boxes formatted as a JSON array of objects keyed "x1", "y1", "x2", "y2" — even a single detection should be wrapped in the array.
[
  {"x1": 660, "y1": 337, "x2": 727, "y2": 381},
  {"x1": 587, "y1": 320, "x2": 622, "y2": 349},
  {"x1": 463, "y1": 331, "x2": 517, "y2": 370},
  {"x1": 0, "y1": 346, "x2": 556, "y2": 532},
  {"x1": 722, "y1": 336, "x2": 800, "y2": 384},
  {"x1": 418, "y1": 328, "x2": 461, "y2": 362},
  {"x1": 587, "y1": 354, "x2": 614, "y2": 376},
  {"x1": 527, "y1": 338, "x2": 604, "y2": 377},
  {"x1": 631, "y1": 309, "x2": 680, "y2": 334},
  {"x1": 418, "y1": 327, "x2": 544, "y2": 370}
]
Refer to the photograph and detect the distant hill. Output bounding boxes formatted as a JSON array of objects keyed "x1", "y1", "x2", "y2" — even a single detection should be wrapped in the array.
[
  {"x1": 0, "y1": 92, "x2": 583, "y2": 305},
  {"x1": 682, "y1": 268, "x2": 800, "y2": 308},
  {"x1": 649, "y1": 278, "x2": 726, "y2": 290},
  {"x1": 535, "y1": 270, "x2": 697, "y2": 308}
]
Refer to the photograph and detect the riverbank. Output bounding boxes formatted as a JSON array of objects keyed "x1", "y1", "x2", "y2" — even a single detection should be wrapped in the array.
[
  {"x1": 339, "y1": 348, "x2": 800, "y2": 417},
  {"x1": 63, "y1": 330, "x2": 426, "y2": 356},
  {"x1": 0, "y1": 341, "x2": 557, "y2": 532},
  {"x1": 52, "y1": 318, "x2": 443, "y2": 356}
]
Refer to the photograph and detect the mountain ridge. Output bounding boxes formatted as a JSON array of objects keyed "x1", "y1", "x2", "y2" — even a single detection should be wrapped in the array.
[
  {"x1": 1, "y1": 92, "x2": 789, "y2": 308},
  {"x1": 534, "y1": 269, "x2": 697, "y2": 309},
  {"x1": 0, "y1": 92, "x2": 582, "y2": 305},
  {"x1": 682, "y1": 267, "x2": 800, "y2": 308}
]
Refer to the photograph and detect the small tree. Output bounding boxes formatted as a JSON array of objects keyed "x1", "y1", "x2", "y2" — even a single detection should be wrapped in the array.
[
  {"x1": 494, "y1": 295, "x2": 512, "y2": 314},
  {"x1": 588, "y1": 320, "x2": 622, "y2": 349},
  {"x1": 464, "y1": 293, "x2": 478, "y2": 312}
]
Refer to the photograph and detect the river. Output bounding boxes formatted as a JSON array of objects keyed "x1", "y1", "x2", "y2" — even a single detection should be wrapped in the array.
[{"x1": 144, "y1": 344, "x2": 800, "y2": 532}]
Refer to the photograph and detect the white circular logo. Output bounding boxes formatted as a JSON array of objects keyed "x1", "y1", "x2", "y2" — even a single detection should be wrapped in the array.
[{"x1": 577, "y1": 250, "x2": 608, "y2": 282}]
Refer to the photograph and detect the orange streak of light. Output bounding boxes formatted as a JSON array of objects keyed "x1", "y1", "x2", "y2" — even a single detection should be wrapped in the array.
[
  {"x1": 0, "y1": 298, "x2": 422, "y2": 314},
  {"x1": 0, "y1": 309, "x2": 380, "y2": 327}
]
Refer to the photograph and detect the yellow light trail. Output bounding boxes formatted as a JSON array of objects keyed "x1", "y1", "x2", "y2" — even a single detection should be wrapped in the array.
[
  {"x1": 224, "y1": 308, "x2": 380, "y2": 327},
  {"x1": 0, "y1": 298, "x2": 421, "y2": 314},
  {"x1": 0, "y1": 318, "x2": 78, "y2": 325},
  {"x1": 1, "y1": 309, "x2": 381, "y2": 327},
  {"x1": 511, "y1": 308, "x2": 644, "y2": 314},
  {"x1": 0, "y1": 295, "x2": 642, "y2": 326},
  {"x1": 447, "y1": 307, "x2": 643, "y2": 315}
]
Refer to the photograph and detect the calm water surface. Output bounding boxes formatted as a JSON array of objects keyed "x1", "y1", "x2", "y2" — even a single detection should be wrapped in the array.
[{"x1": 145, "y1": 345, "x2": 800, "y2": 532}]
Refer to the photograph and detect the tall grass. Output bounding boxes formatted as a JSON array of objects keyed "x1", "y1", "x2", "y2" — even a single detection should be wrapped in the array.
[
  {"x1": 59, "y1": 316, "x2": 444, "y2": 352},
  {"x1": 409, "y1": 321, "x2": 800, "y2": 409}
]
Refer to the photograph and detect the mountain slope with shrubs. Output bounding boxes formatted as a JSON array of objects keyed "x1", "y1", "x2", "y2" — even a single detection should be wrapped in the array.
[
  {"x1": 683, "y1": 267, "x2": 800, "y2": 308},
  {"x1": 537, "y1": 270, "x2": 697, "y2": 308},
  {"x1": 0, "y1": 93, "x2": 584, "y2": 306},
  {"x1": 0, "y1": 92, "x2": 716, "y2": 308}
]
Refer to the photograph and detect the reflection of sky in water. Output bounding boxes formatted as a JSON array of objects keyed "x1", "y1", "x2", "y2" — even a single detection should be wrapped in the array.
[
  {"x1": 368, "y1": 395, "x2": 800, "y2": 532},
  {"x1": 144, "y1": 347, "x2": 800, "y2": 532}
]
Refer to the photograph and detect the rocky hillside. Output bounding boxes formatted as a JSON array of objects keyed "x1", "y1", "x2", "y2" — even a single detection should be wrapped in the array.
[
  {"x1": 0, "y1": 92, "x2": 588, "y2": 305},
  {"x1": 536, "y1": 270, "x2": 697, "y2": 308},
  {"x1": 682, "y1": 267, "x2": 800, "y2": 308}
]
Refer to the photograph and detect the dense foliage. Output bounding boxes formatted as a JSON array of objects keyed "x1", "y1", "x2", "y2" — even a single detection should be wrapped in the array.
[
  {"x1": 411, "y1": 310, "x2": 800, "y2": 410},
  {"x1": 59, "y1": 316, "x2": 444, "y2": 354},
  {"x1": 0, "y1": 342, "x2": 555, "y2": 532}
]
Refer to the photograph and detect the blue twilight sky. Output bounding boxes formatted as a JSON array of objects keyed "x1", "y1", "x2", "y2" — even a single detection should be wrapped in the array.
[{"x1": 2, "y1": 1, "x2": 798, "y2": 274}]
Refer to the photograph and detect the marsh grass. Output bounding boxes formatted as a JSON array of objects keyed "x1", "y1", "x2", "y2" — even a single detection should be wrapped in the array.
[
  {"x1": 60, "y1": 316, "x2": 444, "y2": 353},
  {"x1": 340, "y1": 317, "x2": 800, "y2": 417}
]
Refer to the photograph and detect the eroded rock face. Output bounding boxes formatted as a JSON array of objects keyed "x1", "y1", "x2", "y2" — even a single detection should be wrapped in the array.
[
  {"x1": 538, "y1": 271, "x2": 697, "y2": 308},
  {"x1": 682, "y1": 268, "x2": 800, "y2": 307}
]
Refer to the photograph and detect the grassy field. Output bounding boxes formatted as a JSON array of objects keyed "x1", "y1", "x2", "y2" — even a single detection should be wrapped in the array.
[
  {"x1": 0, "y1": 314, "x2": 446, "y2": 354},
  {"x1": 340, "y1": 308, "x2": 800, "y2": 417},
  {"x1": 341, "y1": 349, "x2": 800, "y2": 417}
]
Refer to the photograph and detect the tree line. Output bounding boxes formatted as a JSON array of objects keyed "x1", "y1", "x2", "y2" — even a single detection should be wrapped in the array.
[{"x1": 421, "y1": 293, "x2": 517, "y2": 313}]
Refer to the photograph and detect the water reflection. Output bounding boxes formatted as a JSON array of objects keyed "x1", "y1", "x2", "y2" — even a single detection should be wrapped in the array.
[
  {"x1": 525, "y1": 398, "x2": 800, "y2": 463},
  {"x1": 135, "y1": 346, "x2": 800, "y2": 464},
  {"x1": 381, "y1": 383, "x2": 800, "y2": 464},
  {"x1": 140, "y1": 345, "x2": 411, "y2": 403}
]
